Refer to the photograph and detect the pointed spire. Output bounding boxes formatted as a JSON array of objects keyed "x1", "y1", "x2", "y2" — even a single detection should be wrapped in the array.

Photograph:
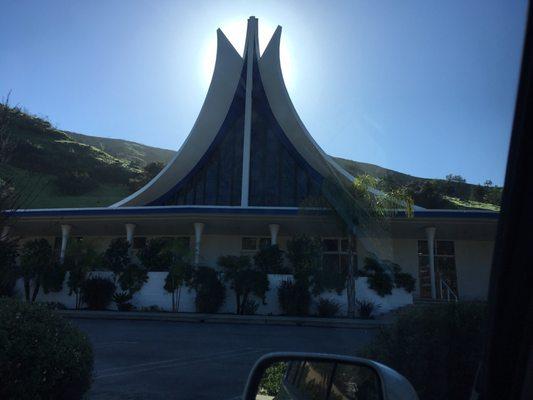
[{"x1": 243, "y1": 16, "x2": 260, "y2": 62}]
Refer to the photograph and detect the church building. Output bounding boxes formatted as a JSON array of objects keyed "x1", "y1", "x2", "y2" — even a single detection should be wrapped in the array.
[{"x1": 5, "y1": 17, "x2": 498, "y2": 304}]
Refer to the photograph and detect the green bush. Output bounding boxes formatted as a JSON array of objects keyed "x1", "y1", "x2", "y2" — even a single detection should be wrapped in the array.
[
  {"x1": 258, "y1": 362, "x2": 288, "y2": 396},
  {"x1": 316, "y1": 298, "x2": 340, "y2": 317},
  {"x1": 253, "y1": 245, "x2": 288, "y2": 274},
  {"x1": 0, "y1": 298, "x2": 93, "y2": 399},
  {"x1": 82, "y1": 276, "x2": 116, "y2": 310},
  {"x1": 218, "y1": 255, "x2": 269, "y2": 315},
  {"x1": 360, "y1": 302, "x2": 487, "y2": 400},
  {"x1": 55, "y1": 170, "x2": 98, "y2": 195},
  {"x1": 189, "y1": 266, "x2": 225, "y2": 313},
  {"x1": 0, "y1": 239, "x2": 18, "y2": 297},
  {"x1": 394, "y1": 271, "x2": 416, "y2": 293},
  {"x1": 278, "y1": 280, "x2": 310, "y2": 316},
  {"x1": 112, "y1": 291, "x2": 134, "y2": 311},
  {"x1": 356, "y1": 299, "x2": 379, "y2": 319}
]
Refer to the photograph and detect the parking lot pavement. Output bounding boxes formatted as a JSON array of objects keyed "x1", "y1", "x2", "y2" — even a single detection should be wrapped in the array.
[{"x1": 73, "y1": 319, "x2": 376, "y2": 400}]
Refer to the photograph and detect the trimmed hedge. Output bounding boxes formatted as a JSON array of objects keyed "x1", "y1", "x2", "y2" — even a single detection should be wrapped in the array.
[
  {"x1": 0, "y1": 298, "x2": 93, "y2": 399},
  {"x1": 82, "y1": 277, "x2": 116, "y2": 310},
  {"x1": 360, "y1": 302, "x2": 487, "y2": 400}
]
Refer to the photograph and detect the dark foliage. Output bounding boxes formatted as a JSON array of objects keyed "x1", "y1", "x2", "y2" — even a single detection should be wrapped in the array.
[
  {"x1": 253, "y1": 245, "x2": 288, "y2": 274},
  {"x1": 0, "y1": 239, "x2": 18, "y2": 297},
  {"x1": 102, "y1": 238, "x2": 131, "y2": 276},
  {"x1": 189, "y1": 266, "x2": 225, "y2": 313},
  {"x1": 277, "y1": 280, "x2": 310, "y2": 316},
  {"x1": 0, "y1": 298, "x2": 93, "y2": 399},
  {"x1": 137, "y1": 237, "x2": 173, "y2": 270},
  {"x1": 218, "y1": 255, "x2": 269, "y2": 315},
  {"x1": 112, "y1": 291, "x2": 134, "y2": 311},
  {"x1": 82, "y1": 277, "x2": 116, "y2": 310},
  {"x1": 316, "y1": 298, "x2": 340, "y2": 317},
  {"x1": 128, "y1": 161, "x2": 165, "y2": 192},
  {"x1": 360, "y1": 256, "x2": 394, "y2": 297},
  {"x1": 20, "y1": 238, "x2": 65, "y2": 302},
  {"x1": 394, "y1": 271, "x2": 416, "y2": 293},
  {"x1": 117, "y1": 263, "x2": 148, "y2": 296},
  {"x1": 360, "y1": 303, "x2": 487, "y2": 400},
  {"x1": 356, "y1": 299, "x2": 379, "y2": 319},
  {"x1": 55, "y1": 170, "x2": 98, "y2": 195}
]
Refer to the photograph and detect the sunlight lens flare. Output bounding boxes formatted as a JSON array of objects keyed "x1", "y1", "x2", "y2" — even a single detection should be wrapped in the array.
[{"x1": 199, "y1": 18, "x2": 294, "y2": 92}]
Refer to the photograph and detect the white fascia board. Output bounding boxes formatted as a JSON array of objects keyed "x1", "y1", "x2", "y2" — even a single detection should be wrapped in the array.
[
  {"x1": 258, "y1": 27, "x2": 354, "y2": 186},
  {"x1": 112, "y1": 29, "x2": 243, "y2": 207}
]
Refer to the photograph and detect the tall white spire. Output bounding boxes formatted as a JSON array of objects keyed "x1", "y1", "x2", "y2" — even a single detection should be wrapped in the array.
[{"x1": 240, "y1": 16, "x2": 259, "y2": 207}]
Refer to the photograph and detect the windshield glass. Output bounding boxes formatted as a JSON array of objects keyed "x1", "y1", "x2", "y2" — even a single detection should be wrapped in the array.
[{"x1": 0, "y1": 1, "x2": 527, "y2": 399}]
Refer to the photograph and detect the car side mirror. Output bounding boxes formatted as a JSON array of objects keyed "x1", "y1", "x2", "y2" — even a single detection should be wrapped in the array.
[{"x1": 242, "y1": 352, "x2": 418, "y2": 400}]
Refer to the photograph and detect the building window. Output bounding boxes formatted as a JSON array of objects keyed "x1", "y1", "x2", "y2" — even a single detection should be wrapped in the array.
[
  {"x1": 241, "y1": 237, "x2": 271, "y2": 252},
  {"x1": 417, "y1": 240, "x2": 458, "y2": 299},
  {"x1": 322, "y1": 238, "x2": 354, "y2": 274}
]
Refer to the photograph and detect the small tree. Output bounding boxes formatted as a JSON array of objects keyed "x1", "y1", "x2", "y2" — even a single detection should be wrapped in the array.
[
  {"x1": 163, "y1": 239, "x2": 193, "y2": 312},
  {"x1": 253, "y1": 245, "x2": 287, "y2": 274},
  {"x1": 20, "y1": 238, "x2": 64, "y2": 302},
  {"x1": 64, "y1": 240, "x2": 99, "y2": 309},
  {"x1": 218, "y1": 255, "x2": 269, "y2": 315},
  {"x1": 138, "y1": 237, "x2": 173, "y2": 270},
  {"x1": 189, "y1": 266, "x2": 225, "y2": 313},
  {"x1": 0, "y1": 239, "x2": 18, "y2": 297},
  {"x1": 102, "y1": 238, "x2": 131, "y2": 280}
]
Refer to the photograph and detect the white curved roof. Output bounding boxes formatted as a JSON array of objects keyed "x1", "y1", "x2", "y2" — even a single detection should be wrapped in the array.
[{"x1": 113, "y1": 17, "x2": 355, "y2": 208}]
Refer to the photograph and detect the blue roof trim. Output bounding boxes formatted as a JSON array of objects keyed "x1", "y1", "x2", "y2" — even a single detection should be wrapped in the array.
[
  {"x1": 4, "y1": 207, "x2": 498, "y2": 219},
  {"x1": 4, "y1": 206, "x2": 303, "y2": 218}
]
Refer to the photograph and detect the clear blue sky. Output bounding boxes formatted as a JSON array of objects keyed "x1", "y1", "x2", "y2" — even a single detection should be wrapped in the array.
[{"x1": 0, "y1": 0, "x2": 528, "y2": 185}]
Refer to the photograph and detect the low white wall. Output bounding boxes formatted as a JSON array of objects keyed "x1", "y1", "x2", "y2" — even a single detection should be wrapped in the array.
[{"x1": 15, "y1": 273, "x2": 412, "y2": 316}]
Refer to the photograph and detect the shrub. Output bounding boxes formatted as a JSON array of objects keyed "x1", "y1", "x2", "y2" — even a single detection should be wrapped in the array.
[
  {"x1": 0, "y1": 298, "x2": 93, "y2": 399},
  {"x1": 55, "y1": 170, "x2": 98, "y2": 195},
  {"x1": 113, "y1": 291, "x2": 134, "y2": 311},
  {"x1": 137, "y1": 238, "x2": 173, "y2": 270},
  {"x1": 360, "y1": 256, "x2": 393, "y2": 297},
  {"x1": 258, "y1": 362, "x2": 288, "y2": 397},
  {"x1": 356, "y1": 299, "x2": 379, "y2": 319},
  {"x1": 102, "y1": 238, "x2": 131, "y2": 277},
  {"x1": 394, "y1": 271, "x2": 416, "y2": 293},
  {"x1": 189, "y1": 266, "x2": 225, "y2": 313},
  {"x1": 117, "y1": 263, "x2": 148, "y2": 296},
  {"x1": 253, "y1": 245, "x2": 287, "y2": 274},
  {"x1": 241, "y1": 298, "x2": 259, "y2": 315},
  {"x1": 20, "y1": 239, "x2": 65, "y2": 302},
  {"x1": 0, "y1": 239, "x2": 18, "y2": 297},
  {"x1": 277, "y1": 280, "x2": 310, "y2": 316},
  {"x1": 218, "y1": 255, "x2": 269, "y2": 315},
  {"x1": 39, "y1": 301, "x2": 67, "y2": 310},
  {"x1": 316, "y1": 298, "x2": 340, "y2": 317},
  {"x1": 82, "y1": 277, "x2": 116, "y2": 310},
  {"x1": 360, "y1": 302, "x2": 487, "y2": 400}
]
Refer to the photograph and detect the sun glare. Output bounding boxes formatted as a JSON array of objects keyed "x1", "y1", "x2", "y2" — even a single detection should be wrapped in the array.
[{"x1": 199, "y1": 18, "x2": 294, "y2": 92}]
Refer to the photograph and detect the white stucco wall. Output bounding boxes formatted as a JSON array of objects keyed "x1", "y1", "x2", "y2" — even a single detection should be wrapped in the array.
[
  {"x1": 14, "y1": 273, "x2": 412, "y2": 316},
  {"x1": 454, "y1": 240, "x2": 494, "y2": 300}
]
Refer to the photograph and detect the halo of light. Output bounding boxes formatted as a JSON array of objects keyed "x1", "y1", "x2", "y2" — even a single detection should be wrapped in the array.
[{"x1": 199, "y1": 18, "x2": 294, "y2": 92}]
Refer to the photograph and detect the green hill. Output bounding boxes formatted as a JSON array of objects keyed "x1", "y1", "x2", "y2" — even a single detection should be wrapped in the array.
[
  {"x1": 0, "y1": 106, "x2": 501, "y2": 210},
  {"x1": 66, "y1": 131, "x2": 175, "y2": 167}
]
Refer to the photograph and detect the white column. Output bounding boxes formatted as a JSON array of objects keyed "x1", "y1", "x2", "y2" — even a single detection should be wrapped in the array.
[
  {"x1": 194, "y1": 222, "x2": 205, "y2": 265},
  {"x1": 125, "y1": 223, "x2": 136, "y2": 255},
  {"x1": 1, "y1": 225, "x2": 11, "y2": 241},
  {"x1": 269, "y1": 224, "x2": 280, "y2": 246},
  {"x1": 240, "y1": 18, "x2": 257, "y2": 207},
  {"x1": 425, "y1": 226, "x2": 437, "y2": 299},
  {"x1": 60, "y1": 224, "x2": 71, "y2": 263}
]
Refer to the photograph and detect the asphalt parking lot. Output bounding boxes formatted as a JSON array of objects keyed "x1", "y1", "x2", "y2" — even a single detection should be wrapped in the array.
[{"x1": 73, "y1": 319, "x2": 376, "y2": 400}]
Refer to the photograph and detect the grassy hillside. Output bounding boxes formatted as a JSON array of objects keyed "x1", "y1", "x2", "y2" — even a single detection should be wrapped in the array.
[
  {"x1": 67, "y1": 131, "x2": 175, "y2": 167},
  {"x1": 0, "y1": 106, "x2": 501, "y2": 210}
]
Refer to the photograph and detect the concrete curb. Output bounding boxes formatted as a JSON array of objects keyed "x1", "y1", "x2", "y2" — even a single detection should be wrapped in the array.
[{"x1": 57, "y1": 310, "x2": 392, "y2": 329}]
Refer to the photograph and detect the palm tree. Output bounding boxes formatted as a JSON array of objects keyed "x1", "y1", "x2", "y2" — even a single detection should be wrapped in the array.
[{"x1": 319, "y1": 173, "x2": 414, "y2": 318}]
